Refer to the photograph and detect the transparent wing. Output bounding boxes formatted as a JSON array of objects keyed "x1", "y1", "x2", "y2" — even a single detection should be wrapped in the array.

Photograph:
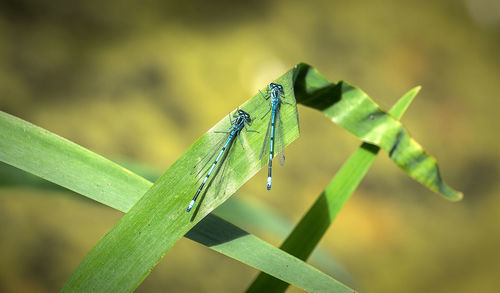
[
  {"x1": 275, "y1": 107, "x2": 286, "y2": 166},
  {"x1": 191, "y1": 132, "x2": 229, "y2": 179},
  {"x1": 191, "y1": 114, "x2": 235, "y2": 176},
  {"x1": 259, "y1": 112, "x2": 273, "y2": 161},
  {"x1": 214, "y1": 136, "x2": 237, "y2": 199}
]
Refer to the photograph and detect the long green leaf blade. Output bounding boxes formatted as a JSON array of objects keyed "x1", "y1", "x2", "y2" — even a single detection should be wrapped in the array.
[
  {"x1": 59, "y1": 72, "x2": 302, "y2": 292},
  {"x1": 248, "y1": 85, "x2": 422, "y2": 292},
  {"x1": 1, "y1": 62, "x2": 462, "y2": 292},
  {"x1": 186, "y1": 215, "x2": 352, "y2": 293},
  {"x1": 293, "y1": 63, "x2": 462, "y2": 201},
  {"x1": 0, "y1": 96, "x2": 355, "y2": 292},
  {"x1": 215, "y1": 197, "x2": 350, "y2": 281},
  {"x1": 0, "y1": 111, "x2": 149, "y2": 212}
]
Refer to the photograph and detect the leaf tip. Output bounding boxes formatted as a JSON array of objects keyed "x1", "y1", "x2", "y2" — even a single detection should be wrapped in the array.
[
  {"x1": 412, "y1": 85, "x2": 422, "y2": 94},
  {"x1": 449, "y1": 191, "x2": 464, "y2": 202}
]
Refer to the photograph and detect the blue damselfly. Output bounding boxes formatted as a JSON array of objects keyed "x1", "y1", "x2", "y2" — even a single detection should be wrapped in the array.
[
  {"x1": 260, "y1": 83, "x2": 291, "y2": 190},
  {"x1": 187, "y1": 109, "x2": 256, "y2": 212}
]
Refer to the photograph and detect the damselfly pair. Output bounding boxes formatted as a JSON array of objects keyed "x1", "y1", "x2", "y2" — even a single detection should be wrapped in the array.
[{"x1": 186, "y1": 83, "x2": 290, "y2": 212}]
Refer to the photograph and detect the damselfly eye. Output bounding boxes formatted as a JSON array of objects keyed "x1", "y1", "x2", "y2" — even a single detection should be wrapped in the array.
[
  {"x1": 238, "y1": 109, "x2": 250, "y2": 119},
  {"x1": 269, "y1": 83, "x2": 284, "y2": 93}
]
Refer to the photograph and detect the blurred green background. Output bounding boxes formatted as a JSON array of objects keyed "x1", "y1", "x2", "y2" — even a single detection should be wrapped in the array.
[{"x1": 1, "y1": 0, "x2": 499, "y2": 292}]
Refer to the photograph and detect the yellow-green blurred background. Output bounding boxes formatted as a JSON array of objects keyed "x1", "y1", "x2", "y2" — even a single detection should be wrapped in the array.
[{"x1": 1, "y1": 0, "x2": 499, "y2": 292}]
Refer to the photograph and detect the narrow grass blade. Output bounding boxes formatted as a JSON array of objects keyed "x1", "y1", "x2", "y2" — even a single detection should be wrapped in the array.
[
  {"x1": 1, "y1": 103, "x2": 355, "y2": 292},
  {"x1": 56, "y1": 72, "x2": 301, "y2": 292},
  {"x1": 0, "y1": 161, "x2": 353, "y2": 293},
  {"x1": 186, "y1": 214, "x2": 353, "y2": 293},
  {"x1": 247, "y1": 85, "x2": 422, "y2": 292},
  {"x1": 0, "y1": 111, "x2": 149, "y2": 212},
  {"x1": 215, "y1": 197, "x2": 350, "y2": 280},
  {"x1": 293, "y1": 63, "x2": 462, "y2": 201},
  {"x1": 1, "y1": 61, "x2": 462, "y2": 292}
]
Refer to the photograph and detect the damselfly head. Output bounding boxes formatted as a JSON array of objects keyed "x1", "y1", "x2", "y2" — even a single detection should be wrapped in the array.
[
  {"x1": 237, "y1": 109, "x2": 251, "y2": 122},
  {"x1": 270, "y1": 83, "x2": 284, "y2": 94}
]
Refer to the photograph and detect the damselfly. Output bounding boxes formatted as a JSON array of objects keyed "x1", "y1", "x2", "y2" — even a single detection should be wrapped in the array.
[
  {"x1": 259, "y1": 83, "x2": 291, "y2": 190},
  {"x1": 187, "y1": 109, "x2": 256, "y2": 212}
]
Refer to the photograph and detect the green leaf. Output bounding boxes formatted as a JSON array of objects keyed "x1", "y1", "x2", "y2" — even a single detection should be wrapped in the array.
[
  {"x1": 4, "y1": 72, "x2": 342, "y2": 291},
  {"x1": 0, "y1": 155, "x2": 352, "y2": 290},
  {"x1": 0, "y1": 62, "x2": 462, "y2": 292},
  {"x1": 215, "y1": 197, "x2": 351, "y2": 280},
  {"x1": 1, "y1": 98, "x2": 355, "y2": 292},
  {"x1": 0, "y1": 111, "x2": 149, "y2": 212},
  {"x1": 58, "y1": 72, "x2": 301, "y2": 292},
  {"x1": 246, "y1": 83, "x2": 442, "y2": 292},
  {"x1": 292, "y1": 63, "x2": 462, "y2": 201},
  {"x1": 0, "y1": 162, "x2": 351, "y2": 292},
  {"x1": 186, "y1": 215, "x2": 352, "y2": 293}
]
